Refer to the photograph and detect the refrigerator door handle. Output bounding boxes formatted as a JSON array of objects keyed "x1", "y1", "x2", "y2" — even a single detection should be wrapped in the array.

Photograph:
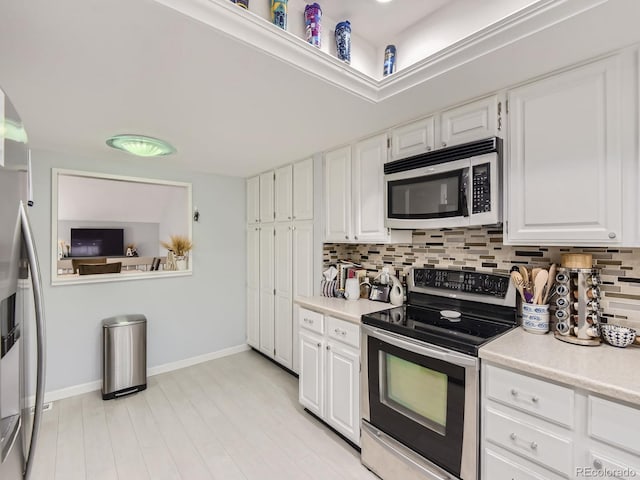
[{"x1": 19, "y1": 202, "x2": 46, "y2": 480}]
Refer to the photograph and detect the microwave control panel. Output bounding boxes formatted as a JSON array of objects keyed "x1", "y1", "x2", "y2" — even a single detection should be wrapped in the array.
[
  {"x1": 472, "y1": 163, "x2": 491, "y2": 214},
  {"x1": 412, "y1": 268, "x2": 509, "y2": 298}
]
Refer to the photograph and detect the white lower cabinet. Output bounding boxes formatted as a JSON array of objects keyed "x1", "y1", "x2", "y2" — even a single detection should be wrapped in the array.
[
  {"x1": 299, "y1": 329, "x2": 324, "y2": 417},
  {"x1": 298, "y1": 307, "x2": 361, "y2": 445},
  {"x1": 482, "y1": 363, "x2": 640, "y2": 480}
]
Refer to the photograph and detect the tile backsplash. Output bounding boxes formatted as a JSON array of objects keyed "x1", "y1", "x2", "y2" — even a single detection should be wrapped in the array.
[{"x1": 323, "y1": 227, "x2": 640, "y2": 328}]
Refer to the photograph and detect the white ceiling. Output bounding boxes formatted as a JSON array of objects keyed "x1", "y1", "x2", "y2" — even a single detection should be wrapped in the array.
[{"x1": 1, "y1": 0, "x2": 639, "y2": 178}]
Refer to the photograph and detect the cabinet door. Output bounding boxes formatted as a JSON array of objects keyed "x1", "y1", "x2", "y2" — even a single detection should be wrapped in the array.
[
  {"x1": 507, "y1": 55, "x2": 623, "y2": 244},
  {"x1": 352, "y1": 134, "x2": 389, "y2": 243},
  {"x1": 274, "y1": 223, "x2": 292, "y2": 368},
  {"x1": 247, "y1": 176, "x2": 260, "y2": 224},
  {"x1": 259, "y1": 171, "x2": 274, "y2": 223},
  {"x1": 389, "y1": 116, "x2": 435, "y2": 161},
  {"x1": 275, "y1": 164, "x2": 293, "y2": 222},
  {"x1": 259, "y1": 224, "x2": 275, "y2": 357},
  {"x1": 293, "y1": 158, "x2": 314, "y2": 221},
  {"x1": 440, "y1": 95, "x2": 499, "y2": 147},
  {"x1": 246, "y1": 226, "x2": 260, "y2": 349},
  {"x1": 324, "y1": 146, "x2": 352, "y2": 242},
  {"x1": 247, "y1": 287, "x2": 260, "y2": 348},
  {"x1": 299, "y1": 330, "x2": 324, "y2": 417},
  {"x1": 293, "y1": 221, "x2": 314, "y2": 299},
  {"x1": 325, "y1": 341, "x2": 360, "y2": 445}
]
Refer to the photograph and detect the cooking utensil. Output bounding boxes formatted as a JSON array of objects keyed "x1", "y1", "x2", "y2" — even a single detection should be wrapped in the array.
[
  {"x1": 533, "y1": 270, "x2": 548, "y2": 305},
  {"x1": 519, "y1": 266, "x2": 530, "y2": 292},
  {"x1": 510, "y1": 271, "x2": 526, "y2": 302},
  {"x1": 542, "y1": 264, "x2": 556, "y2": 304},
  {"x1": 531, "y1": 267, "x2": 542, "y2": 285}
]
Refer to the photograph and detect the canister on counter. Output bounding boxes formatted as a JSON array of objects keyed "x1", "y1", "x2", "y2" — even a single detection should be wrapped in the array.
[
  {"x1": 304, "y1": 3, "x2": 322, "y2": 48},
  {"x1": 335, "y1": 21, "x2": 351, "y2": 64},
  {"x1": 383, "y1": 44, "x2": 396, "y2": 76},
  {"x1": 271, "y1": 0, "x2": 288, "y2": 30}
]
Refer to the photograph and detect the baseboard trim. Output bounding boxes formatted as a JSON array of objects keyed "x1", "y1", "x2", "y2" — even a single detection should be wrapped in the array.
[{"x1": 42, "y1": 343, "x2": 251, "y2": 404}]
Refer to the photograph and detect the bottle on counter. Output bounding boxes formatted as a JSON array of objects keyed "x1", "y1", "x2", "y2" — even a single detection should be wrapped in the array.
[{"x1": 401, "y1": 274, "x2": 407, "y2": 303}]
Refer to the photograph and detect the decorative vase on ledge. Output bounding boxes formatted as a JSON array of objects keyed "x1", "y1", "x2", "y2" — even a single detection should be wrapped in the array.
[{"x1": 175, "y1": 255, "x2": 188, "y2": 271}]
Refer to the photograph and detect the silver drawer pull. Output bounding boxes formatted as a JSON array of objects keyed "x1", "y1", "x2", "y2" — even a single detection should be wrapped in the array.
[
  {"x1": 511, "y1": 388, "x2": 540, "y2": 404},
  {"x1": 334, "y1": 328, "x2": 346, "y2": 336},
  {"x1": 304, "y1": 318, "x2": 314, "y2": 324},
  {"x1": 510, "y1": 433, "x2": 538, "y2": 450}
]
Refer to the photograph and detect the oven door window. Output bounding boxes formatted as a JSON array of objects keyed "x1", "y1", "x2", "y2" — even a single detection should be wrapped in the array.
[
  {"x1": 368, "y1": 336, "x2": 466, "y2": 477},
  {"x1": 387, "y1": 169, "x2": 466, "y2": 219},
  {"x1": 381, "y1": 352, "x2": 448, "y2": 435}
]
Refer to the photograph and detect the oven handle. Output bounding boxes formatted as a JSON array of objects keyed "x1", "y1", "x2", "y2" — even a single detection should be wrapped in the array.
[{"x1": 362, "y1": 325, "x2": 478, "y2": 368}]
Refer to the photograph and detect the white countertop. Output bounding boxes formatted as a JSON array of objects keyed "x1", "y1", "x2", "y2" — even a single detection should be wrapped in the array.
[
  {"x1": 480, "y1": 328, "x2": 640, "y2": 406},
  {"x1": 294, "y1": 296, "x2": 396, "y2": 324}
]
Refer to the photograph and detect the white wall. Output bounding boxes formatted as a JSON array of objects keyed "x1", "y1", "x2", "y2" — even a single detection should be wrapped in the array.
[{"x1": 29, "y1": 148, "x2": 247, "y2": 392}]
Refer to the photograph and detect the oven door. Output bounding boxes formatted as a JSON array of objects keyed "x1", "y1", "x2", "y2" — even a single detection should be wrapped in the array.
[
  {"x1": 361, "y1": 325, "x2": 478, "y2": 480},
  {"x1": 385, "y1": 158, "x2": 470, "y2": 229}
]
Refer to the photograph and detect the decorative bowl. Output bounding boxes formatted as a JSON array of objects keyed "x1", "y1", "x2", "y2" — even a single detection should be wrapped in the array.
[{"x1": 600, "y1": 324, "x2": 636, "y2": 348}]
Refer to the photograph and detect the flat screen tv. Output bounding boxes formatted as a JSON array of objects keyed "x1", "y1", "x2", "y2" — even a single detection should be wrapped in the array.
[{"x1": 70, "y1": 228, "x2": 124, "y2": 257}]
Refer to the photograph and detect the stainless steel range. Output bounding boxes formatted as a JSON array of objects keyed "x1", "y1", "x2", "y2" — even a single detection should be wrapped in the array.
[{"x1": 360, "y1": 267, "x2": 517, "y2": 480}]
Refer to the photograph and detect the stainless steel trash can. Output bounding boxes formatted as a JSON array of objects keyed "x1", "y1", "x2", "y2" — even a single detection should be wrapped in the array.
[{"x1": 102, "y1": 314, "x2": 147, "y2": 400}]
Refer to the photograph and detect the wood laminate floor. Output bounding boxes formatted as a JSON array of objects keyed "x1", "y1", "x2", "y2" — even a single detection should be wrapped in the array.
[{"x1": 30, "y1": 349, "x2": 379, "y2": 480}]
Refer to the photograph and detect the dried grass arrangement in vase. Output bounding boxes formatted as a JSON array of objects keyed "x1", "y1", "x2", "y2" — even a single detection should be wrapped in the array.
[{"x1": 161, "y1": 235, "x2": 193, "y2": 270}]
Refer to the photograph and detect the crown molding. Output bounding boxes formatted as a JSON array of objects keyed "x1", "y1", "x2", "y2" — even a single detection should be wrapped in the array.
[{"x1": 153, "y1": 0, "x2": 608, "y2": 103}]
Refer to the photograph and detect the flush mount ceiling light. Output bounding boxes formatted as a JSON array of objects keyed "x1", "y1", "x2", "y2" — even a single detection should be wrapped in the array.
[{"x1": 106, "y1": 134, "x2": 176, "y2": 157}]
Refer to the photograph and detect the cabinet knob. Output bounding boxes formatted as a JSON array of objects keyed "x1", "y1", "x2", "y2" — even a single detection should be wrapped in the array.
[
  {"x1": 345, "y1": 235, "x2": 349, "y2": 240},
  {"x1": 427, "y1": 146, "x2": 432, "y2": 151},
  {"x1": 292, "y1": 215, "x2": 296, "y2": 219},
  {"x1": 317, "y1": 343, "x2": 321, "y2": 347},
  {"x1": 326, "y1": 345, "x2": 330, "y2": 351},
  {"x1": 354, "y1": 236, "x2": 358, "y2": 240},
  {"x1": 530, "y1": 441, "x2": 538, "y2": 450},
  {"x1": 510, "y1": 389, "x2": 518, "y2": 397},
  {"x1": 510, "y1": 433, "x2": 517, "y2": 441},
  {"x1": 609, "y1": 232, "x2": 616, "y2": 239},
  {"x1": 531, "y1": 396, "x2": 539, "y2": 403},
  {"x1": 593, "y1": 459, "x2": 603, "y2": 470},
  {"x1": 442, "y1": 142, "x2": 447, "y2": 148},
  {"x1": 288, "y1": 216, "x2": 291, "y2": 220}
]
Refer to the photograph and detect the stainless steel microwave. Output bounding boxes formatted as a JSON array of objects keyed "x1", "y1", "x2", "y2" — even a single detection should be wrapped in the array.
[{"x1": 384, "y1": 137, "x2": 502, "y2": 229}]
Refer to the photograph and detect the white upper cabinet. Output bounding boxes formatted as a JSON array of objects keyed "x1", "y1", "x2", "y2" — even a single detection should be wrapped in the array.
[
  {"x1": 275, "y1": 164, "x2": 293, "y2": 222},
  {"x1": 247, "y1": 176, "x2": 260, "y2": 224},
  {"x1": 440, "y1": 95, "x2": 500, "y2": 148},
  {"x1": 389, "y1": 116, "x2": 435, "y2": 162},
  {"x1": 324, "y1": 146, "x2": 352, "y2": 242},
  {"x1": 352, "y1": 134, "x2": 388, "y2": 243},
  {"x1": 259, "y1": 171, "x2": 275, "y2": 223},
  {"x1": 293, "y1": 158, "x2": 314, "y2": 221},
  {"x1": 506, "y1": 53, "x2": 628, "y2": 245},
  {"x1": 325, "y1": 137, "x2": 412, "y2": 244}
]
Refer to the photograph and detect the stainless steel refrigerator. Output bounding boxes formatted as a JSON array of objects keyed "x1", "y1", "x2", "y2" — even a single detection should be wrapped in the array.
[{"x1": 0, "y1": 87, "x2": 46, "y2": 479}]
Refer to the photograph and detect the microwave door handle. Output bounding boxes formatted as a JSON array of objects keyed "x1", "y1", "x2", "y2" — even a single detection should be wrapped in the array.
[{"x1": 460, "y1": 170, "x2": 469, "y2": 217}]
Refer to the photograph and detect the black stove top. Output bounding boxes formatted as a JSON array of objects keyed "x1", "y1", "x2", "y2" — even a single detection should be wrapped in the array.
[{"x1": 361, "y1": 268, "x2": 517, "y2": 356}]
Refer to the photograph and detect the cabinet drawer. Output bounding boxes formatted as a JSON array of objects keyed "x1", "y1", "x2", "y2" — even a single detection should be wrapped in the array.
[
  {"x1": 484, "y1": 448, "x2": 556, "y2": 480},
  {"x1": 485, "y1": 407, "x2": 573, "y2": 476},
  {"x1": 299, "y1": 307, "x2": 324, "y2": 334},
  {"x1": 327, "y1": 316, "x2": 360, "y2": 349},
  {"x1": 485, "y1": 364, "x2": 574, "y2": 428},
  {"x1": 589, "y1": 396, "x2": 640, "y2": 455},
  {"x1": 587, "y1": 450, "x2": 640, "y2": 479}
]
